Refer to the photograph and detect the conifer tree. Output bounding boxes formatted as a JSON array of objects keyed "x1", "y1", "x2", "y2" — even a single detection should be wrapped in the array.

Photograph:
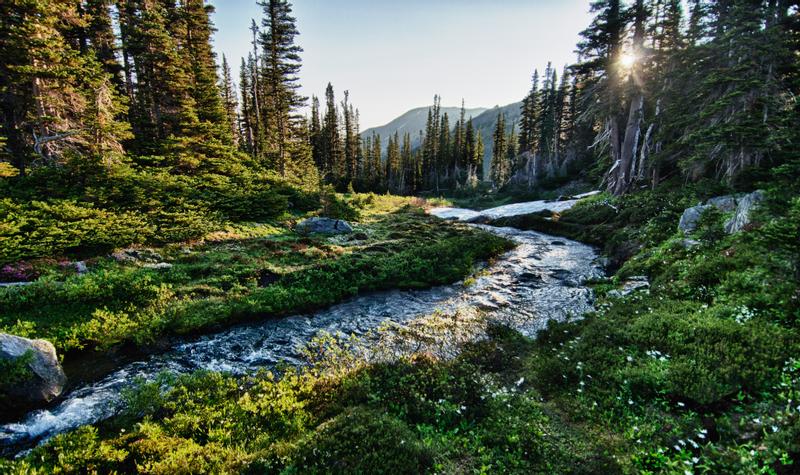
[
  {"x1": 400, "y1": 132, "x2": 413, "y2": 194},
  {"x1": 309, "y1": 95, "x2": 322, "y2": 169},
  {"x1": 490, "y1": 113, "x2": 509, "y2": 187},
  {"x1": 125, "y1": 0, "x2": 196, "y2": 150},
  {"x1": 342, "y1": 91, "x2": 358, "y2": 184},
  {"x1": 320, "y1": 83, "x2": 342, "y2": 180},
  {"x1": 238, "y1": 57, "x2": 255, "y2": 155},
  {"x1": 258, "y1": 0, "x2": 306, "y2": 176},
  {"x1": 220, "y1": 54, "x2": 239, "y2": 145},
  {"x1": 452, "y1": 100, "x2": 467, "y2": 181},
  {"x1": 386, "y1": 131, "x2": 401, "y2": 193},
  {"x1": 181, "y1": 0, "x2": 226, "y2": 132},
  {"x1": 85, "y1": 0, "x2": 124, "y2": 91},
  {"x1": 519, "y1": 69, "x2": 540, "y2": 155},
  {"x1": 0, "y1": 0, "x2": 129, "y2": 173}
]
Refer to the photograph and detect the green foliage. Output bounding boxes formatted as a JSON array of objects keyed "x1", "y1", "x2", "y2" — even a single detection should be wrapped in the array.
[
  {"x1": 0, "y1": 199, "x2": 151, "y2": 263},
  {"x1": 0, "y1": 349, "x2": 33, "y2": 393},
  {"x1": 291, "y1": 407, "x2": 434, "y2": 474}
]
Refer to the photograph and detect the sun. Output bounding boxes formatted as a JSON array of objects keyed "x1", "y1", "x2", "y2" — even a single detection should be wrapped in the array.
[{"x1": 619, "y1": 52, "x2": 637, "y2": 69}]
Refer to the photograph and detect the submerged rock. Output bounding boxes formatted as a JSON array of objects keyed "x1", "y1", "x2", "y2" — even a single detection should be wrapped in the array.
[
  {"x1": 295, "y1": 217, "x2": 353, "y2": 235},
  {"x1": 0, "y1": 334, "x2": 66, "y2": 412}
]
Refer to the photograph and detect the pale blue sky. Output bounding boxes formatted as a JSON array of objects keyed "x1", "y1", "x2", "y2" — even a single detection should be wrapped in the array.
[{"x1": 209, "y1": 0, "x2": 593, "y2": 129}]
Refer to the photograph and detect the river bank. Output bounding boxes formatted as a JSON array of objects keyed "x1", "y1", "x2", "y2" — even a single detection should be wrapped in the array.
[
  {"x1": 0, "y1": 197, "x2": 605, "y2": 461},
  {"x1": 3, "y1": 185, "x2": 798, "y2": 473}
]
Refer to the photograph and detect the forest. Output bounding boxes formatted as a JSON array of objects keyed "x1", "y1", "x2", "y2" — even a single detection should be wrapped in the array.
[{"x1": 0, "y1": 0, "x2": 799, "y2": 473}]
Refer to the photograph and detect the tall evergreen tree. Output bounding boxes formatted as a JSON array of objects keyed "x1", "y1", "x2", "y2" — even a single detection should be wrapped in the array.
[
  {"x1": 258, "y1": 0, "x2": 306, "y2": 176},
  {"x1": 220, "y1": 54, "x2": 239, "y2": 144},
  {"x1": 519, "y1": 69, "x2": 540, "y2": 155},
  {"x1": 320, "y1": 83, "x2": 342, "y2": 180},
  {"x1": 181, "y1": 0, "x2": 226, "y2": 133},
  {"x1": 490, "y1": 113, "x2": 510, "y2": 187}
]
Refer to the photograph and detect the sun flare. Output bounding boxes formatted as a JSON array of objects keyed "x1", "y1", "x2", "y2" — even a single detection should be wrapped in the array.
[{"x1": 620, "y1": 52, "x2": 637, "y2": 68}]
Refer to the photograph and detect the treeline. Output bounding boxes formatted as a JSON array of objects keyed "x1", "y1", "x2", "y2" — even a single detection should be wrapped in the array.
[
  {"x1": 495, "y1": 0, "x2": 799, "y2": 195},
  {"x1": 308, "y1": 91, "x2": 497, "y2": 195},
  {"x1": 350, "y1": 0, "x2": 799, "y2": 196}
]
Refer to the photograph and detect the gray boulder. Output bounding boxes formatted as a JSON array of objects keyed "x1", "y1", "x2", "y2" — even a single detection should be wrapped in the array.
[
  {"x1": 295, "y1": 217, "x2": 353, "y2": 235},
  {"x1": 608, "y1": 276, "x2": 650, "y2": 299},
  {"x1": 706, "y1": 195, "x2": 738, "y2": 212},
  {"x1": 724, "y1": 190, "x2": 764, "y2": 234},
  {"x1": 0, "y1": 333, "x2": 67, "y2": 410},
  {"x1": 678, "y1": 204, "x2": 711, "y2": 233},
  {"x1": 678, "y1": 191, "x2": 764, "y2": 235}
]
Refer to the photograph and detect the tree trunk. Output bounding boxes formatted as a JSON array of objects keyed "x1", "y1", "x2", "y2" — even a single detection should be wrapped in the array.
[{"x1": 615, "y1": 93, "x2": 644, "y2": 195}]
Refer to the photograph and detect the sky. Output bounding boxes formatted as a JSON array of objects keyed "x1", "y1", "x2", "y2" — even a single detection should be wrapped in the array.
[{"x1": 209, "y1": 0, "x2": 593, "y2": 130}]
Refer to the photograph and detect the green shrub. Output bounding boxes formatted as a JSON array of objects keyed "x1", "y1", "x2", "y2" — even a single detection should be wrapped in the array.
[{"x1": 289, "y1": 406, "x2": 433, "y2": 474}]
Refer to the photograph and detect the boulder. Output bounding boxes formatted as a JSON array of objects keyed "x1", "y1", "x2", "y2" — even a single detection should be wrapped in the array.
[
  {"x1": 142, "y1": 262, "x2": 173, "y2": 270},
  {"x1": 75, "y1": 261, "x2": 88, "y2": 274},
  {"x1": 678, "y1": 204, "x2": 711, "y2": 233},
  {"x1": 0, "y1": 333, "x2": 66, "y2": 411},
  {"x1": 608, "y1": 276, "x2": 650, "y2": 299},
  {"x1": 706, "y1": 195, "x2": 738, "y2": 212},
  {"x1": 679, "y1": 191, "x2": 765, "y2": 235},
  {"x1": 295, "y1": 217, "x2": 353, "y2": 235},
  {"x1": 724, "y1": 190, "x2": 764, "y2": 234}
]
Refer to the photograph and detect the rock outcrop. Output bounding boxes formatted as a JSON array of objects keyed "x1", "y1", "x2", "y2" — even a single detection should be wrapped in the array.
[
  {"x1": 295, "y1": 217, "x2": 353, "y2": 235},
  {"x1": 724, "y1": 190, "x2": 764, "y2": 234},
  {"x1": 0, "y1": 333, "x2": 67, "y2": 412},
  {"x1": 678, "y1": 191, "x2": 764, "y2": 234}
]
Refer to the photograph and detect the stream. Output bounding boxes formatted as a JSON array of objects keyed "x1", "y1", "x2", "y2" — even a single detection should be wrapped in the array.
[{"x1": 0, "y1": 199, "x2": 604, "y2": 456}]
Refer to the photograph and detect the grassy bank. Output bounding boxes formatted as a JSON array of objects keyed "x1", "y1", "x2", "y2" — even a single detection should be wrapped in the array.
[
  {"x1": 3, "y1": 176, "x2": 799, "y2": 473},
  {"x1": 0, "y1": 195, "x2": 512, "y2": 358}
]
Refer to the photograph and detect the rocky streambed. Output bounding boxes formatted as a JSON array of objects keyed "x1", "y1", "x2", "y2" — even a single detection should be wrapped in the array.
[{"x1": 1, "y1": 199, "x2": 604, "y2": 456}]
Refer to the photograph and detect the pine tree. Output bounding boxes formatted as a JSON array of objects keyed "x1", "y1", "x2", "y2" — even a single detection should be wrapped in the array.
[
  {"x1": 369, "y1": 132, "x2": 382, "y2": 191},
  {"x1": 85, "y1": 0, "x2": 124, "y2": 91},
  {"x1": 438, "y1": 112, "x2": 451, "y2": 184},
  {"x1": 342, "y1": 91, "x2": 358, "y2": 184},
  {"x1": 519, "y1": 69, "x2": 540, "y2": 155},
  {"x1": 386, "y1": 131, "x2": 401, "y2": 193},
  {"x1": 309, "y1": 95, "x2": 322, "y2": 169},
  {"x1": 125, "y1": 0, "x2": 196, "y2": 150},
  {"x1": 258, "y1": 0, "x2": 306, "y2": 176},
  {"x1": 320, "y1": 83, "x2": 342, "y2": 181},
  {"x1": 0, "y1": 0, "x2": 129, "y2": 173},
  {"x1": 490, "y1": 113, "x2": 509, "y2": 187},
  {"x1": 238, "y1": 57, "x2": 255, "y2": 155},
  {"x1": 181, "y1": 0, "x2": 226, "y2": 130},
  {"x1": 400, "y1": 132, "x2": 413, "y2": 194},
  {"x1": 452, "y1": 100, "x2": 467, "y2": 182},
  {"x1": 220, "y1": 54, "x2": 239, "y2": 145}
]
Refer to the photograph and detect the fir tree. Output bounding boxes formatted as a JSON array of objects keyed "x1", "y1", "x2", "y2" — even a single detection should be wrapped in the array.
[
  {"x1": 181, "y1": 0, "x2": 227, "y2": 134},
  {"x1": 490, "y1": 113, "x2": 509, "y2": 188},
  {"x1": 258, "y1": 0, "x2": 306, "y2": 176},
  {"x1": 220, "y1": 54, "x2": 239, "y2": 145}
]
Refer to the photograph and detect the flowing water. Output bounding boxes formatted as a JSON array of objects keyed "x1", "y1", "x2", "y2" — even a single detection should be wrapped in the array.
[{"x1": 0, "y1": 200, "x2": 603, "y2": 456}]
